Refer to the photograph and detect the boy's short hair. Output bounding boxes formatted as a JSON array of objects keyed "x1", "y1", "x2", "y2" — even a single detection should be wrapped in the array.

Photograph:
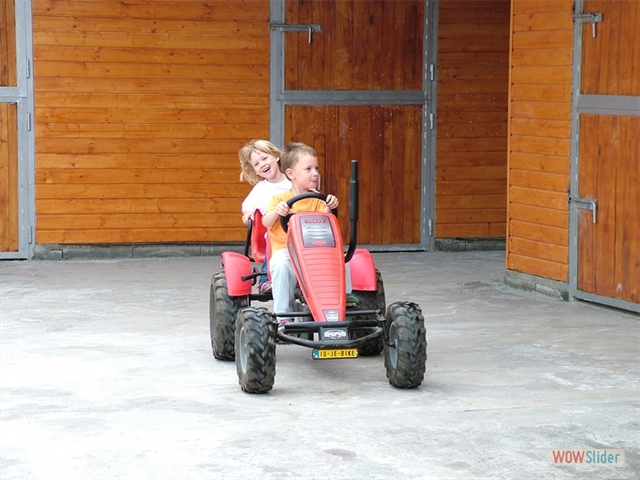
[
  {"x1": 238, "y1": 139, "x2": 282, "y2": 185},
  {"x1": 280, "y1": 142, "x2": 317, "y2": 173}
]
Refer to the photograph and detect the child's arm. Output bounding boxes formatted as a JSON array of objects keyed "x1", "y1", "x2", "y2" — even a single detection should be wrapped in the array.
[
  {"x1": 241, "y1": 210, "x2": 253, "y2": 225},
  {"x1": 262, "y1": 201, "x2": 289, "y2": 228},
  {"x1": 325, "y1": 194, "x2": 338, "y2": 211},
  {"x1": 264, "y1": 195, "x2": 338, "y2": 226}
]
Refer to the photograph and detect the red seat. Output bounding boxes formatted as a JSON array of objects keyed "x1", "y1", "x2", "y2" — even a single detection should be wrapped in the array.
[{"x1": 250, "y1": 209, "x2": 267, "y2": 264}]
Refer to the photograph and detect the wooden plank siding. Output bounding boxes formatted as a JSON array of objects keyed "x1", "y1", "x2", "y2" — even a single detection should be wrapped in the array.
[
  {"x1": 32, "y1": 0, "x2": 271, "y2": 244},
  {"x1": 435, "y1": 0, "x2": 511, "y2": 239},
  {"x1": 506, "y1": 0, "x2": 574, "y2": 281}
]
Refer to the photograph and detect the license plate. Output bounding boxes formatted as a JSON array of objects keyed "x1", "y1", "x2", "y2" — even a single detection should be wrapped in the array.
[{"x1": 312, "y1": 348, "x2": 358, "y2": 360}]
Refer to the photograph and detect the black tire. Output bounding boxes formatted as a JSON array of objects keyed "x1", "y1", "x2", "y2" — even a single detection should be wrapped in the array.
[
  {"x1": 209, "y1": 272, "x2": 247, "y2": 361},
  {"x1": 235, "y1": 307, "x2": 276, "y2": 394},
  {"x1": 383, "y1": 302, "x2": 427, "y2": 388},
  {"x1": 352, "y1": 269, "x2": 386, "y2": 356}
]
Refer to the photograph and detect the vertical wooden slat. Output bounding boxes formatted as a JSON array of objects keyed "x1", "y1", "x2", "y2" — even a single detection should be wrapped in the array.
[
  {"x1": 576, "y1": 116, "x2": 596, "y2": 294},
  {"x1": 390, "y1": 107, "x2": 407, "y2": 244},
  {"x1": 0, "y1": 103, "x2": 19, "y2": 252},
  {"x1": 352, "y1": 0, "x2": 368, "y2": 90},
  {"x1": 389, "y1": 1, "x2": 406, "y2": 90},
  {"x1": 310, "y1": 0, "x2": 326, "y2": 91},
  {"x1": 321, "y1": 1, "x2": 336, "y2": 90},
  {"x1": 367, "y1": 1, "x2": 384, "y2": 89},
  {"x1": 402, "y1": 0, "x2": 421, "y2": 89},
  {"x1": 593, "y1": 116, "x2": 617, "y2": 298},
  {"x1": 369, "y1": 105, "x2": 385, "y2": 243},
  {"x1": 0, "y1": 0, "x2": 17, "y2": 86},
  {"x1": 0, "y1": 104, "x2": 9, "y2": 249},
  {"x1": 296, "y1": 0, "x2": 313, "y2": 90},
  {"x1": 285, "y1": 0, "x2": 299, "y2": 91}
]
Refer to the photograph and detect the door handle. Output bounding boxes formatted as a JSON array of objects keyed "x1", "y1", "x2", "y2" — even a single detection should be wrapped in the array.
[
  {"x1": 270, "y1": 23, "x2": 322, "y2": 43},
  {"x1": 569, "y1": 196, "x2": 598, "y2": 223},
  {"x1": 572, "y1": 12, "x2": 603, "y2": 37}
]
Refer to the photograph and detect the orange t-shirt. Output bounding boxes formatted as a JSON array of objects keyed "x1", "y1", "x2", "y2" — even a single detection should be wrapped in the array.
[{"x1": 266, "y1": 191, "x2": 329, "y2": 253}]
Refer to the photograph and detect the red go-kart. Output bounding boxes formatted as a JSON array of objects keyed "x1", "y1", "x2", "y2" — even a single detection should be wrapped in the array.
[{"x1": 209, "y1": 161, "x2": 427, "y2": 393}]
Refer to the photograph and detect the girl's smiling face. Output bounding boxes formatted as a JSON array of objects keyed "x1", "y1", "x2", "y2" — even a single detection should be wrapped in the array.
[{"x1": 250, "y1": 151, "x2": 282, "y2": 182}]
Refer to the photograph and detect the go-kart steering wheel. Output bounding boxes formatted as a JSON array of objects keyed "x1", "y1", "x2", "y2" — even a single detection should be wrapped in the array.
[{"x1": 279, "y1": 192, "x2": 337, "y2": 233}]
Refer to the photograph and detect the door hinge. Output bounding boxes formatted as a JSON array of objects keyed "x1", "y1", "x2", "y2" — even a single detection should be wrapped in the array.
[
  {"x1": 572, "y1": 12, "x2": 603, "y2": 37},
  {"x1": 27, "y1": 113, "x2": 31, "y2": 131},
  {"x1": 429, "y1": 113, "x2": 434, "y2": 130},
  {"x1": 28, "y1": 226, "x2": 33, "y2": 244},
  {"x1": 429, "y1": 64, "x2": 434, "y2": 81},
  {"x1": 569, "y1": 195, "x2": 598, "y2": 223},
  {"x1": 26, "y1": 60, "x2": 31, "y2": 79},
  {"x1": 428, "y1": 219, "x2": 433, "y2": 236},
  {"x1": 270, "y1": 23, "x2": 322, "y2": 43}
]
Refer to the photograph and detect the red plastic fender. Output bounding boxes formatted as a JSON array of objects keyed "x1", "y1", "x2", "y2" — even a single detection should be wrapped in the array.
[
  {"x1": 349, "y1": 249, "x2": 378, "y2": 291},
  {"x1": 221, "y1": 251, "x2": 253, "y2": 296}
]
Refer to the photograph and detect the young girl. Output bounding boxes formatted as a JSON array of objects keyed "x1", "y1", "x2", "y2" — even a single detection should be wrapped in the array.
[{"x1": 238, "y1": 139, "x2": 291, "y2": 293}]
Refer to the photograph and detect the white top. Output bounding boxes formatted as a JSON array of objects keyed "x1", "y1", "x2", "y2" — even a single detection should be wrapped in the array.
[{"x1": 242, "y1": 178, "x2": 291, "y2": 214}]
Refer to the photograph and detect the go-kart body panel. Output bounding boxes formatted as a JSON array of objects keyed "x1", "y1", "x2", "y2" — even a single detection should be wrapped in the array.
[
  {"x1": 286, "y1": 212, "x2": 346, "y2": 322},
  {"x1": 349, "y1": 249, "x2": 378, "y2": 291},
  {"x1": 221, "y1": 251, "x2": 252, "y2": 296}
]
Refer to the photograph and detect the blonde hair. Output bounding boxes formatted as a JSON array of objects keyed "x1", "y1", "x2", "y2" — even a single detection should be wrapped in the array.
[
  {"x1": 238, "y1": 139, "x2": 282, "y2": 185},
  {"x1": 280, "y1": 142, "x2": 317, "y2": 173}
]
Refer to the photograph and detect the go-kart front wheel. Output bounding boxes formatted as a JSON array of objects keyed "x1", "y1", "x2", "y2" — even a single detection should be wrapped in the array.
[
  {"x1": 210, "y1": 272, "x2": 247, "y2": 361},
  {"x1": 383, "y1": 302, "x2": 426, "y2": 388},
  {"x1": 235, "y1": 307, "x2": 276, "y2": 393}
]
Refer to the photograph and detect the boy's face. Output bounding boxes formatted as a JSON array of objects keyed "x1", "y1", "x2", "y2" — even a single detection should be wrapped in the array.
[
  {"x1": 287, "y1": 153, "x2": 320, "y2": 191},
  {"x1": 250, "y1": 151, "x2": 281, "y2": 181}
]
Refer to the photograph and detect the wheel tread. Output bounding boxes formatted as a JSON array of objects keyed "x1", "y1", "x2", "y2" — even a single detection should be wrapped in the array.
[
  {"x1": 236, "y1": 307, "x2": 276, "y2": 393},
  {"x1": 384, "y1": 301, "x2": 427, "y2": 388}
]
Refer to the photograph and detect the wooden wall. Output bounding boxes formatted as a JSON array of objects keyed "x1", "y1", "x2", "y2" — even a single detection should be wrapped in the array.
[
  {"x1": 32, "y1": 0, "x2": 270, "y2": 244},
  {"x1": 435, "y1": 0, "x2": 510, "y2": 239},
  {"x1": 507, "y1": 0, "x2": 574, "y2": 281}
]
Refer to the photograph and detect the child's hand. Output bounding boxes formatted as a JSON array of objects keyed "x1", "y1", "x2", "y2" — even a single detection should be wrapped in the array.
[
  {"x1": 241, "y1": 212, "x2": 252, "y2": 225},
  {"x1": 275, "y1": 201, "x2": 290, "y2": 217},
  {"x1": 325, "y1": 194, "x2": 339, "y2": 210}
]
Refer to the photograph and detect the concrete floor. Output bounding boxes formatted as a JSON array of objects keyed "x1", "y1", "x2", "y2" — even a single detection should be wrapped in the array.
[{"x1": 0, "y1": 251, "x2": 638, "y2": 480}]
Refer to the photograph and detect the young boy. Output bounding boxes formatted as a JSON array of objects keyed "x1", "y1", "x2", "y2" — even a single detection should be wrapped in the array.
[
  {"x1": 262, "y1": 142, "x2": 353, "y2": 327},
  {"x1": 238, "y1": 139, "x2": 291, "y2": 293}
]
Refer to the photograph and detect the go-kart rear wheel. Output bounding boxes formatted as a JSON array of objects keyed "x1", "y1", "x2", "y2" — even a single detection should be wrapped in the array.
[
  {"x1": 383, "y1": 302, "x2": 426, "y2": 388},
  {"x1": 210, "y1": 272, "x2": 247, "y2": 361},
  {"x1": 352, "y1": 269, "x2": 386, "y2": 356},
  {"x1": 235, "y1": 307, "x2": 276, "y2": 394}
]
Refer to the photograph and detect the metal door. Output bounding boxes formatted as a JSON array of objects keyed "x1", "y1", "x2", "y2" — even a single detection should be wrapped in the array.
[
  {"x1": 270, "y1": 0, "x2": 436, "y2": 248},
  {"x1": 569, "y1": 0, "x2": 640, "y2": 312},
  {"x1": 0, "y1": 0, "x2": 35, "y2": 259}
]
